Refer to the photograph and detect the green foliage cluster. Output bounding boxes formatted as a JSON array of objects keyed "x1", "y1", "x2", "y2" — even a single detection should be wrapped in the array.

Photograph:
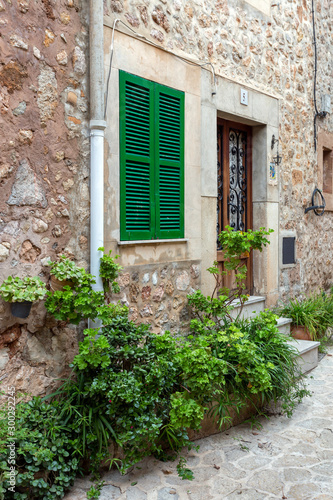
[
  {"x1": 0, "y1": 397, "x2": 80, "y2": 500},
  {"x1": 208, "y1": 226, "x2": 273, "y2": 319},
  {"x1": 98, "y1": 247, "x2": 122, "y2": 295},
  {"x1": 50, "y1": 255, "x2": 92, "y2": 285},
  {"x1": 276, "y1": 291, "x2": 333, "y2": 340},
  {"x1": 0, "y1": 276, "x2": 47, "y2": 303},
  {"x1": 45, "y1": 251, "x2": 121, "y2": 325}
]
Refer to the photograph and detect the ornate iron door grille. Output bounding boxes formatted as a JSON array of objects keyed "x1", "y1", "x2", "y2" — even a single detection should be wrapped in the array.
[
  {"x1": 216, "y1": 120, "x2": 252, "y2": 253},
  {"x1": 228, "y1": 128, "x2": 248, "y2": 232}
]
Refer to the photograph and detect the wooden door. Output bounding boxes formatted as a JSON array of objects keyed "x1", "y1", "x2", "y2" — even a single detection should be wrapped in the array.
[{"x1": 217, "y1": 119, "x2": 253, "y2": 294}]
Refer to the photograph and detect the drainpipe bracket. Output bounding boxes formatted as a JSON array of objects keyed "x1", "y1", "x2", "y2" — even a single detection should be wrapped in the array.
[{"x1": 90, "y1": 119, "x2": 107, "y2": 130}]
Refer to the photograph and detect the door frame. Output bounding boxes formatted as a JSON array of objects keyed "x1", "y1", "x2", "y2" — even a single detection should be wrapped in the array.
[{"x1": 217, "y1": 118, "x2": 253, "y2": 294}]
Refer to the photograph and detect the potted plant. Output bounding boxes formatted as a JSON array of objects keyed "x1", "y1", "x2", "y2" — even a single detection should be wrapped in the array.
[
  {"x1": 0, "y1": 276, "x2": 47, "y2": 318},
  {"x1": 277, "y1": 296, "x2": 322, "y2": 341},
  {"x1": 49, "y1": 255, "x2": 87, "y2": 291}
]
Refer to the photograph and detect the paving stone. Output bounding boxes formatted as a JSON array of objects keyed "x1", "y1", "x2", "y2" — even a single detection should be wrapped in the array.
[
  {"x1": 318, "y1": 428, "x2": 333, "y2": 448},
  {"x1": 314, "y1": 496, "x2": 333, "y2": 500},
  {"x1": 297, "y1": 418, "x2": 333, "y2": 430},
  {"x1": 283, "y1": 467, "x2": 312, "y2": 482},
  {"x1": 272, "y1": 454, "x2": 319, "y2": 467},
  {"x1": 280, "y1": 428, "x2": 317, "y2": 443},
  {"x1": 316, "y1": 449, "x2": 333, "y2": 460},
  {"x1": 157, "y1": 487, "x2": 179, "y2": 500},
  {"x1": 289, "y1": 443, "x2": 317, "y2": 455},
  {"x1": 206, "y1": 476, "x2": 240, "y2": 497},
  {"x1": 183, "y1": 455, "x2": 201, "y2": 467},
  {"x1": 165, "y1": 475, "x2": 190, "y2": 486},
  {"x1": 224, "y1": 447, "x2": 249, "y2": 462},
  {"x1": 201, "y1": 450, "x2": 225, "y2": 466},
  {"x1": 187, "y1": 466, "x2": 219, "y2": 482},
  {"x1": 247, "y1": 470, "x2": 283, "y2": 495},
  {"x1": 187, "y1": 485, "x2": 213, "y2": 500},
  {"x1": 216, "y1": 463, "x2": 246, "y2": 480},
  {"x1": 99, "y1": 484, "x2": 121, "y2": 499},
  {"x1": 62, "y1": 489, "x2": 89, "y2": 500},
  {"x1": 126, "y1": 486, "x2": 147, "y2": 500},
  {"x1": 129, "y1": 471, "x2": 162, "y2": 490},
  {"x1": 310, "y1": 462, "x2": 333, "y2": 477},
  {"x1": 224, "y1": 490, "x2": 267, "y2": 500},
  {"x1": 237, "y1": 455, "x2": 271, "y2": 471},
  {"x1": 286, "y1": 483, "x2": 320, "y2": 499}
]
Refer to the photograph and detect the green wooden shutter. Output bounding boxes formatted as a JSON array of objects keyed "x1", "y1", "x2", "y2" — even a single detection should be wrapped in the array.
[
  {"x1": 155, "y1": 86, "x2": 184, "y2": 239},
  {"x1": 119, "y1": 72, "x2": 155, "y2": 241},
  {"x1": 119, "y1": 71, "x2": 184, "y2": 241}
]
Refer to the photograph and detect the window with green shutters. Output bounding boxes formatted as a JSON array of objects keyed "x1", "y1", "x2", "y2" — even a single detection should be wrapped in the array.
[{"x1": 119, "y1": 71, "x2": 185, "y2": 241}]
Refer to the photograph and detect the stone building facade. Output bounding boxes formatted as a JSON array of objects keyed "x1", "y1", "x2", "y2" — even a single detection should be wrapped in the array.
[{"x1": 0, "y1": 0, "x2": 332, "y2": 394}]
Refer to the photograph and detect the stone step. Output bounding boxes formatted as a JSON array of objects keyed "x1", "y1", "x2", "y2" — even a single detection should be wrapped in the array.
[
  {"x1": 230, "y1": 295, "x2": 265, "y2": 319},
  {"x1": 276, "y1": 317, "x2": 292, "y2": 335},
  {"x1": 285, "y1": 338, "x2": 320, "y2": 374}
]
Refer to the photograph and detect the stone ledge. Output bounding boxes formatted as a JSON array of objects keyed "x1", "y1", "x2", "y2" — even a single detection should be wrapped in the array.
[{"x1": 117, "y1": 239, "x2": 189, "y2": 246}]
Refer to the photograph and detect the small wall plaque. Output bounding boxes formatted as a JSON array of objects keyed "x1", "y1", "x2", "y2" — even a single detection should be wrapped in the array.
[
  {"x1": 269, "y1": 161, "x2": 277, "y2": 185},
  {"x1": 240, "y1": 89, "x2": 248, "y2": 106}
]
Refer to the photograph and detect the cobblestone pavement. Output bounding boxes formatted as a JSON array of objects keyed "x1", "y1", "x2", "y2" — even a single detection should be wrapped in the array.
[{"x1": 64, "y1": 348, "x2": 333, "y2": 500}]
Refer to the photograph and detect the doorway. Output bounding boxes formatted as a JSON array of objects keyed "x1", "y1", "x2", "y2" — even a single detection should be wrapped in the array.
[{"x1": 217, "y1": 119, "x2": 253, "y2": 294}]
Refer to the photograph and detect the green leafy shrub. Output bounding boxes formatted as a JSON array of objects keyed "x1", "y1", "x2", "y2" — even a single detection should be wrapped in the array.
[
  {"x1": 0, "y1": 397, "x2": 80, "y2": 500},
  {"x1": 45, "y1": 285, "x2": 104, "y2": 325},
  {"x1": 45, "y1": 259, "x2": 104, "y2": 324},
  {"x1": 231, "y1": 311, "x2": 310, "y2": 417},
  {"x1": 188, "y1": 226, "x2": 273, "y2": 326},
  {"x1": 0, "y1": 276, "x2": 47, "y2": 303},
  {"x1": 50, "y1": 255, "x2": 93, "y2": 285},
  {"x1": 98, "y1": 247, "x2": 122, "y2": 294},
  {"x1": 48, "y1": 306, "x2": 309, "y2": 480},
  {"x1": 45, "y1": 250, "x2": 123, "y2": 324},
  {"x1": 217, "y1": 225, "x2": 273, "y2": 303}
]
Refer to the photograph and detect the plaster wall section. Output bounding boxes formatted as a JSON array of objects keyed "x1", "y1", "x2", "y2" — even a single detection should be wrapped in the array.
[
  {"x1": 0, "y1": 0, "x2": 90, "y2": 395},
  {"x1": 104, "y1": 0, "x2": 333, "y2": 299}
]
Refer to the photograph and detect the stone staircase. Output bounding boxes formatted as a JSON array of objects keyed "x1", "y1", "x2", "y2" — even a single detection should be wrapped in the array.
[{"x1": 232, "y1": 296, "x2": 320, "y2": 374}]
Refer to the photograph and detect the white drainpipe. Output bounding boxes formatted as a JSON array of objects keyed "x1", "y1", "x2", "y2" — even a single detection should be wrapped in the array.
[{"x1": 89, "y1": 0, "x2": 105, "y2": 293}]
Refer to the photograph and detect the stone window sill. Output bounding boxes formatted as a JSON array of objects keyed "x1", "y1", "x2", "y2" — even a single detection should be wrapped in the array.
[{"x1": 118, "y1": 239, "x2": 189, "y2": 247}]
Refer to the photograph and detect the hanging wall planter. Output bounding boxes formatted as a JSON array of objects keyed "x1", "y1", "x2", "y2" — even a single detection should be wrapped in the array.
[
  {"x1": 10, "y1": 300, "x2": 33, "y2": 319},
  {"x1": 0, "y1": 276, "x2": 47, "y2": 320},
  {"x1": 50, "y1": 275, "x2": 73, "y2": 292}
]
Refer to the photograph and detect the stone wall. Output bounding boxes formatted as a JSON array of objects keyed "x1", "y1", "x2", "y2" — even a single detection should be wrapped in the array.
[
  {"x1": 115, "y1": 261, "x2": 201, "y2": 333},
  {"x1": 0, "y1": 0, "x2": 89, "y2": 394},
  {"x1": 104, "y1": 0, "x2": 333, "y2": 299}
]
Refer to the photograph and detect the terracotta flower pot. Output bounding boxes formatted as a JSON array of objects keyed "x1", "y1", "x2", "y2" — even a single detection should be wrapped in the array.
[
  {"x1": 50, "y1": 275, "x2": 73, "y2": 292},
  {"x1": 291, "y1": 325, "x2": 312, "y2": 341},
  {"x1": 11, "y1": 301, "x2": 33, "y2": 319}
]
